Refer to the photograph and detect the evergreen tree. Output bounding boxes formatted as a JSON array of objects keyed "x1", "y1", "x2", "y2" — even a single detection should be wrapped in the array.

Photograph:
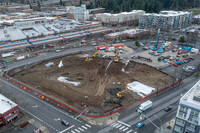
[{"x1": 60, "y1": 0, "x2": 62, "y2": 5}]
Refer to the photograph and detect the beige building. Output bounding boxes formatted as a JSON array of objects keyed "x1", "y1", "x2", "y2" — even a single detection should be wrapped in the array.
[{"x1": 96, "y1": 10, "x2": 145, "y2": 27}]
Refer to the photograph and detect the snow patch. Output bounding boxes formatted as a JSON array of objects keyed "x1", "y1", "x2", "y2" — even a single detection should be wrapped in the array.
[
  {"x1": 57, "y1": 76, "x2": 81, "y2": 86},
  {"x1": 45, "y1": 62, "x2": 54, "y2": 67},
  {"x1": 127, "y1": 81, "x2": 155, "y2": 98},
  {"x1": 58, "y1": 60, "x2": 63, "y2": 68}
]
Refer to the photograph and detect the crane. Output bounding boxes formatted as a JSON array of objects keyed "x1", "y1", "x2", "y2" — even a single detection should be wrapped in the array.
[
  {"x1": 151, "y1": 29, "x2": 160, "y2": 51},
  {"x1": 157, "y1": 41, "x2": 165, "y2": 53}
]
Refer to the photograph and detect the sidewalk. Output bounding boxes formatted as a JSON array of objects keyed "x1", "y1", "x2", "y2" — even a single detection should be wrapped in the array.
[{"x1": 154, "y1": 118, "x2": 175, "y2": 133}]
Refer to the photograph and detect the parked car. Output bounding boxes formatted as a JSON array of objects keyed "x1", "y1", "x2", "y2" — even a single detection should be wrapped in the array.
[
  {"x1": 164, "y1": 106, "x2": 172, "y2": 112},
  {"x1": 189, "y1": 57, "x2": 194, "y2": 60},
  {"x1": 61, "y1": 120, "x2": 70, "y2": 126},
  {"x1": 172, "y1": 63, "x2": 178, "y2": 67},
  {"x1": 136, "y1": 122, "x2": 144, "y2": 128}
]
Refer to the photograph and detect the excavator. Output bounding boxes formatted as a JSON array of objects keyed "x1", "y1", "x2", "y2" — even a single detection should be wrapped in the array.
[
  {"x1": 85, "y1": 51, "x2": 100, "y2": 62},
  {"x1": 114, "y1": 50, "x2": 119, "y2": 62},
  {"x1": 117, "y1": 88, "x2": 128, "y2": 98}
]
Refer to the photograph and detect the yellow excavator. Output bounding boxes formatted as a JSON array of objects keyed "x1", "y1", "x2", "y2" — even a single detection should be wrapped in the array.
[
  {"x1": 85, "y1": 51, "x2": 100, "y2": 62},
  {"x1": 114, "y1": 50, "x2": 119, "y2": 62},
  {"x1": 117, "y1": 88, "x2": 128, "y2": 98}
]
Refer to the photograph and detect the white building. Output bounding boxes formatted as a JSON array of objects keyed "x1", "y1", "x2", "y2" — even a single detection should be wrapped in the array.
[
  {"x1": 173, "y1": 80, "x2": 200, "y2": 133},
  {"x1": 96, "y1": 10, "x2": 145, "y2": 27},
  {"x1": 68, "y1": 5, "x2": 89, "y2": 21}
]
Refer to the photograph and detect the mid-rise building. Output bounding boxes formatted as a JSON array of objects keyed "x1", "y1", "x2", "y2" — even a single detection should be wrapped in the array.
[
  {"x1": 139, "y1": 10, "x2": 193, "y2": 31},
  {"x1": 0, "y1": 94, "x2": 19, "y2": 127},
  {"x1": 68, "y1": 5, "x2": 89, "y2": 21},
  {"x1": 193, "y1": 15, "x2": 200, "y2": 24},
  {"x1": 96, "y1": 10, "x2": 145, "y2": 27},
  {"x1": 172, "y1": 80, "x2": 200, "y2": 133}
]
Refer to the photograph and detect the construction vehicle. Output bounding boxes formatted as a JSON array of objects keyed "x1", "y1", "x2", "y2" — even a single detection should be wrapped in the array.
[
  {"x1": 157, "y1": 41, "x2": 165, "y2": 53},
  {"x1": 151, "y1": 29, "x2": 160, "y2": 51},
  {"x1": 117, "y1": 88, "x2": 127, "y2": 98},
  {"x1": 85, "y1": 51, "x2": 100, "y2": 62},
  {"x1": 114, "y1": 50, "x2": 119, "y2": 62}
]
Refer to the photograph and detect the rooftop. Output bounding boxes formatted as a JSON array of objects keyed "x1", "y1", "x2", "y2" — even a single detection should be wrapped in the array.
[
  {"x1": 0, "y1": 94, "x2": 17, "y2": 114},
  {"x1": 181, "y1": 80, "x2": 200, "y2": 109}
]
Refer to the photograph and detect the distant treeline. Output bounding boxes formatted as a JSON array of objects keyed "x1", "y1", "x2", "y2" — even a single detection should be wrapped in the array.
[{"x1": 88, "y1": 0, "x2": 200, "y2": 13}]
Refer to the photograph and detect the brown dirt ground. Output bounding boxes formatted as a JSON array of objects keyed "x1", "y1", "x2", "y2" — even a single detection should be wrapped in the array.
[{"x1": 9, "y1": 53, "x2": 174, "y2": 113}]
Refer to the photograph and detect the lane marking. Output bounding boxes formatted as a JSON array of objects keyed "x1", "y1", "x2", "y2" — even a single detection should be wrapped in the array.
[
  {"x1": 118, "y1": 121, "x2": 131, "y2": 127},
  {"x1": 85, "y1": 124, "x2": 91, "y2": 128},
  {"x1": 19, "y1": 106, "x2": 60, "y2": 132},
  {"x1": 71, "y1": 131, "x2": 76, "y2": 133},
  {"x1": 127, "y1": 129, "x2": 133, "y2": 133},
  {"x1": 0, "y1": 78, "x2": 81, "y2": 123},
  {"x1": 82, "y1": 126, "x2": 87, "y2": 129},
  {"x1": 123, "y1": 127, "x2": 129, "y2": 131},
  {"x1": 60, "y1": 125, "x2": 74, "y2": 133}
]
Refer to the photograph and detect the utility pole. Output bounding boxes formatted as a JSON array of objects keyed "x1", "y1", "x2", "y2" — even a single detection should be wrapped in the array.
[{"x1": 137, "y1": 110, "x2": 160, "y2": 131}]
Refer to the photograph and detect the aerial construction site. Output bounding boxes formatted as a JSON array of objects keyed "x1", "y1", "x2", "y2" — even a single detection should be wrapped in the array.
[{"x1": 8, "y1": 51, "x2": 174, "y2": 114}]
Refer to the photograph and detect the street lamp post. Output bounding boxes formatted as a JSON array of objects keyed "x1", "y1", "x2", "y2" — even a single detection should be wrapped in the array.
[{"x1": 154, "y1": 115, "x2": 162, "y2": 133}]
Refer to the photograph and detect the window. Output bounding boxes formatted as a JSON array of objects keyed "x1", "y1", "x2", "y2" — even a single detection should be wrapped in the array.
[
  {"x1": 174, "y1": 125, "x2": 183, "y2": 133},
  {"x1": 188, "y1": 115, "x2": 198, "y2": 124},
  {"x1": 176, "y1": 118, "x2": 185, "y2": 126},
  {"x1": 178, "y1": 111, "x2": 187, "y2": 119},
  {"x1": 180, "y1": 106, "x2": 188, "y2": 112},
  {"x1": 186, "y1": 123, "x2": 196, "y2": 132},
  {"x1": 190, "y1": 109, "x2": 199, "y2": 116}
]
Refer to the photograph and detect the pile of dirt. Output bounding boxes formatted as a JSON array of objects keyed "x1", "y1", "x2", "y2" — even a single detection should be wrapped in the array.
[{"x1": 9, "y1": 53, "x2": 174, "y2": 113}]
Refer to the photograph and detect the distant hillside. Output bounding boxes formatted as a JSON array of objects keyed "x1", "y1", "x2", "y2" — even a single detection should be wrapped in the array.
[{"x1": 88, "y1": 0, "x2": 200, "y2": 13}]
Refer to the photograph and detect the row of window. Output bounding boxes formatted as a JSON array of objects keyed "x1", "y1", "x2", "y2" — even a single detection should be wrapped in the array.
[{"x1": 4, "y1": 109, "x2": 19, "y2": 119}]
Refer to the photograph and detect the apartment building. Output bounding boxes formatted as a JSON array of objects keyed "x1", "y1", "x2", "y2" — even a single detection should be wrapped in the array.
[
  {"x1": 172, "y1": 80, "x2": 200, "y2": 133},
  {"x1": 96, "y1": 10, "x2": 145, "y2": 27},
  {"x1": 139, "y1": 10, "x2": 193, "y2": 31}
]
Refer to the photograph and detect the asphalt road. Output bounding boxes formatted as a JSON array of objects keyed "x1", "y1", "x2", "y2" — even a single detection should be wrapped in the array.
[
  {"x1": 0, "y1": 78, "x2": 98, "y2": 133},
  {"x1": 98, "y1": 76, "x2": 199, "y2": 133}
]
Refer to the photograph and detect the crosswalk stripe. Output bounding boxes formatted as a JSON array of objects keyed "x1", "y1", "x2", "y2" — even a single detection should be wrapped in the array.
[
  {"x1": 116, "y1": 124, "x2": 122, "y2": 128},
  {"x1": 78, "y1": 127, "x2": 84, "y2": 131},
  {"x1": 119, "y1": 126, "x2": 125, "y2": 130},
  {"x1": 71, "y1": 131, "x2": 76, "y2": 133},
  {"x1": 118, "y1": 121, "x2": 131, "y2": 127},
  {"x1": 112, "y1": 123, "x2": 119, "y2": 127},
  {"x1": 85, "y1": 124, "x2": 91, "y2": 128},
  {"x1": 123, "y1": 127, "x2": 129, "y2": 131},
  {"x1": 111, "y1": 122, "x2": 116, "y2": 126},
  {"x1": 82, "y1": 126, "x2": 87, "y2": 129},
  {"x1": 127, "y1": 129, "x2": 133, "y2": 133},
  {"x1": 74, "y1": 129, "x2": 80, "y2": 133}
]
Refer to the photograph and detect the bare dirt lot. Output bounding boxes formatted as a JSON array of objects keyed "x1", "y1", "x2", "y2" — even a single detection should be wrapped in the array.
[{"x1": 9, "y1": 53, "x2": 174, "y2": 113}]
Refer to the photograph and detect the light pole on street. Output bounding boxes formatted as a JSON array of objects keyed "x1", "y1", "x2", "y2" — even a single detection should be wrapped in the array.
[{"x1": 154, "y1": 115, "x2": 162, "y2": 133}]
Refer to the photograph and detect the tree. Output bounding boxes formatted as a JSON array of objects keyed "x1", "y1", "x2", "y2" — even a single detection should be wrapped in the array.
[
  {"x1": 29, "y1": 3, "x2": 32, "y2": 9},
  {"x1": 178, "y1": 36, "x2": 186, "y2": 43},
  {"x1": 60, "y1": 0, "x2": 62, "y2": 5},
  {"x1": 135, "y1": 40, "x2": 140, "y2": 47}
]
